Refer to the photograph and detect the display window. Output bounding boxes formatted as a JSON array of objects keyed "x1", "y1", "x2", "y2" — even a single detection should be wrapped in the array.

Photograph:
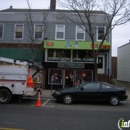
[
  {"x1": 75, "y1": 70, "x2": 93, "y2": 85},
  {"x1": 47, "y1": 49, "x2": 71, "y2": 61},
  {"x1": 73, "y1": 50, "x2": 93, "y2": 62},
  {"x1": 48, "y1": 69, "x2": 62, "y2": 85}
]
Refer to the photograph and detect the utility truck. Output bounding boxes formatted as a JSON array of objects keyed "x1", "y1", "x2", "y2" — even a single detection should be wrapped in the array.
[{"x1": 0, "y1": 57, "x2": 43, "y2": 104}]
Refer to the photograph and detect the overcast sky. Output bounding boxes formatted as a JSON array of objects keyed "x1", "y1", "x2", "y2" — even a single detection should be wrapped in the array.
[{"x1": 0, "y1": 0, "x2": 130, "y2": 57}]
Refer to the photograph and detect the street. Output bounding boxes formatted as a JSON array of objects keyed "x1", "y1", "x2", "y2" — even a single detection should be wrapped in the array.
[{"x1": 0, "y1": 97, "x2": 130, "y2": 130}]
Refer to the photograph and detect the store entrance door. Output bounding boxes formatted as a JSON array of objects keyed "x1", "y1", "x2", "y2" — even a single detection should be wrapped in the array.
[{"x1": 65, "y1": 69, "x2": 74, "y2": 87}]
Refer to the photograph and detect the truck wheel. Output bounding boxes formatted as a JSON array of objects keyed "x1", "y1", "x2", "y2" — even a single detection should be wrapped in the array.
[{"x1": 0, "y1": 89, "x2": 12, "y2": 104}]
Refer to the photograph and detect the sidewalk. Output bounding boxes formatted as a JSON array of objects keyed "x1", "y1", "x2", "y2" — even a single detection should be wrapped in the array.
[{"x1": 41, "y1": 80, "x2": 130, "y2": 100}]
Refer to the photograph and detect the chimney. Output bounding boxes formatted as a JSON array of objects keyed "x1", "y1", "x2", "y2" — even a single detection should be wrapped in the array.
[
  {"x1": 50, "y1": 0, "x2": 56, "y2": 11},
  {"x1": 10, "y1": 6, "x2": 13, "y2": 9}
]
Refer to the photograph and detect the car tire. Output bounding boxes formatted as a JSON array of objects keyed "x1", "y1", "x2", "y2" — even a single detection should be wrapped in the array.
[
  {"x1": 0, "y1": 89, "x2": 12, "y2": 104},
  {"x1": 109, "y1": 95, "x2": 120, "y2": 106},
  {"x1": 63, "y1": 94, "x2": 73, "y2": 104}
]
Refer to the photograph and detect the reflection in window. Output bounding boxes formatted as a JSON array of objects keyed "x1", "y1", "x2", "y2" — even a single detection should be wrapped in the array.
[
  {"x1": 48, "y1": 69, "x2": 62, "y2": 85},
  {"x1": 75, "y1": 70, "x2": 92, "y2": 85},
  {"x1": 47, "y1": 49, "x2": 71, "y2": 61},
  {"x1": 102, "y1": 84, "x2": 112, "y2": 89},
  {"x1": 83, "y1": 83, "x2": 100, "y2": 89}
]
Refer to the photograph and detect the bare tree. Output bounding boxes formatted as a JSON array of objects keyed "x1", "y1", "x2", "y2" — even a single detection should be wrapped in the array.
[
  {"x1": 23, "y1": 0, "x2": 49, "y2": 60},
  {"x1": 57, "y1": 0, "x2": 130, "y2": 81}
]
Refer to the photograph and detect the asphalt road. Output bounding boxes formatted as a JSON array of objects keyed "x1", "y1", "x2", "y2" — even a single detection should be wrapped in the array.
[{"x1": 0, "y1": 98, "x2": 130, "y2": 130}]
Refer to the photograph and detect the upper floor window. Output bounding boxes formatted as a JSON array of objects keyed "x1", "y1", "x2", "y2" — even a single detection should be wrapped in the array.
[
  {"x1": 55, "y1": 25, "x2": 65, "y2": 40},
  {"x1": 96, "y1": 26, "x2": 106, "y2": 41},
  {"x1": 75, "y1": 25, "x2": 85, "y2": 41},
  {"x1": 34, "y1": 24, "x2": 43, "y2": 39},
  {"x1": 14, "y1": 24, "x2": 24, "y2": 39},
  {"x1": 0, "y1": 24, "x2": 4, "y2": 39}
]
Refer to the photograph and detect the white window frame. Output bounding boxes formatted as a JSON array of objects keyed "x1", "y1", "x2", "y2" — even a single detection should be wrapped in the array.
[
  {"x1": 34, "y1": 24, "x2": 44, "y2": 39},
  {"x1": 14, "y1": 24, "x2": 24, "y2": 40},
  {"x1": 0, "y1": 24, "x2": 4, "y2": 39},
  {"x1": 96, "y1": 26, "x2": 106, "y2": 41},
  {"x1": 75, "y1": 25, "x2": 85, "y2": 41},
  {"x1": 55, "y1": 24, "x2": 65, "y2": 40}
]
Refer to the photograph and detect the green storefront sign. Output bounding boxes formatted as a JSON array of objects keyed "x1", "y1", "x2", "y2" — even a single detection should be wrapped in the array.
[{"x1": 44, "y1": 40, "x2": 111, "y2": 50}]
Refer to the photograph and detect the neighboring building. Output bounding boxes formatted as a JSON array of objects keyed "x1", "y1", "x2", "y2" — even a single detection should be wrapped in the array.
[
  {"x1": 117, "y1": 42, "x2": 130, "y2": 82},
  {"x1": 0, "y1": 0, "x2": 112, "y2": 89},
  {"x1": 112, "y1": 57, "x2": 117, "y2": 79}
]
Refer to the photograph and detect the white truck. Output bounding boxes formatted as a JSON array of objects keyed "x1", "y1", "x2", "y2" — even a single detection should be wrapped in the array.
[{"x1": 0, "y1": 57, "x2": 43, "y2": 104}]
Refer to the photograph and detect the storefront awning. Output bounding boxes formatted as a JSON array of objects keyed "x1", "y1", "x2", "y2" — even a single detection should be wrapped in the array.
[
  {"x1": 0, "y1": 48, "x2": 44, "y2": 61},
  {"x1": 44, "y1": 40, "x2": 111, "y2": 50}
]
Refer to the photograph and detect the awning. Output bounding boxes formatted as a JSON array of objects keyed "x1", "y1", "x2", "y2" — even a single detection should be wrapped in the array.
[
  {"x1": 44, "y1": 40, "x2": 111, "y2": 50},
  {"x1": 0, "y1": 48, "x2": 44, "y2": 61}
]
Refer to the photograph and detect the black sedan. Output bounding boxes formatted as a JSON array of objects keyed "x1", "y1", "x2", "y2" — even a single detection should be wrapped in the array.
[{"x1": 52, "y1": 82, "x2": 128, "y2": 106}]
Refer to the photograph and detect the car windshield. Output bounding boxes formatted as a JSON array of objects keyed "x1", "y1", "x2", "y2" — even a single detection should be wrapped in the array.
[{"x1": 73, "y1": 82, "x2": 87, "y2": 89}]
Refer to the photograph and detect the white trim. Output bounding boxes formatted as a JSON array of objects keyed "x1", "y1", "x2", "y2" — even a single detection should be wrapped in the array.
[
  {"x1": 75, "y1": 25, "x2": 85, "y2": 41},
  {"x1": 96, "y1": 26, "x2": 106, "y2": 42},
  {"x1": 34, "y1": 24, "x2": 44, "y2": 40},
  {"x1": 14, "y1": 24, "x2": 24, "y2": 40},
  {"x1": 0, "y1": 24, "x2": 4, "y2": 39},
  {"x1": 55, "y1": 24, "x2": 65, "y2": 40}
]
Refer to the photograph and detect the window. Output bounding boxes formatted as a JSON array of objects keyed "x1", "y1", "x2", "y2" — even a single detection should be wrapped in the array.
[
  {"x1": 83, "y1": 82, "x2": 100, "y2": 90},
  {"x1": 76, "y1": 25, "x2": 85, "y2": 41},
  {"x1": 34, "y1": 25, "x2": 43, "y2": 39},
  {"x1": 0, "y1": 24, "x2": 4, "y2": 39},
  {"x1": 96, "y1": 26, "x2": 106, "y2": 41},
  {"x1": 48, "y1": 69, "x2": 62, "y2": 85},
  {"x1": 14, "y1": 24, "x2": 24, "y2": 39},
  {"x1": 102, "y1": 83, "x2": 113, "y2": 89},
  {"x1": 47, "y1": 49, "x2": 71, "y2": 61},
  {"x1": 55, "y1": 25, "x2": 65, "y2": 40}
]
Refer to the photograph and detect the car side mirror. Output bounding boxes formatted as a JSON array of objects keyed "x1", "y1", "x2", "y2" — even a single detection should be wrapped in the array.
[{"x1": 81, "y1": 87, "x2": 84, "y2": 91}]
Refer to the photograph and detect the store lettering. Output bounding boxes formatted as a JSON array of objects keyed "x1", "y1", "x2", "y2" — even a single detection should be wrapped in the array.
[{"x1": 58, "y1": 63, "x2": 84, "y2": 68}]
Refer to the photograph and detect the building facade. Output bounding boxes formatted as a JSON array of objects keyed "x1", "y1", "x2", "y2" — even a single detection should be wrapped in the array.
[
  {"x1": 117, "y1": 42, "x2": 130, "y2": 82},
  {"x1": 0, "y1": 0, "x2": 112, "y2": 89}
]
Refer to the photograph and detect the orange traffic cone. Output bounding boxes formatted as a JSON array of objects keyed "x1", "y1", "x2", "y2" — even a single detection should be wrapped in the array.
[
  {"x1": 36, "y1": 92, "x2": 42, "y2": 107},
  {"x1": 27, "y1": 69, "x2": 34, "y2": 88}
]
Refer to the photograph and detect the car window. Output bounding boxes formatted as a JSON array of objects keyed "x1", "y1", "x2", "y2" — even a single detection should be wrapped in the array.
[
  {"x1": 101, "y1": 83, "x2": 113, "y2": 89},
  {"x1": 83, "y1": 82, "x2": 100, "y2": 90},
  {"x1": 73, "y1": 82, "x2": 86, "y2": 89}
]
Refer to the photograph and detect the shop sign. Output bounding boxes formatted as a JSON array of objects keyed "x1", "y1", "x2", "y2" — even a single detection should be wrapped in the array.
[
  {"x1": 91, "y1": 43, "x2": 98, "y2": 48},
  {"x1": 58, "y1": 62, "x2": 84, "y2": 68}
]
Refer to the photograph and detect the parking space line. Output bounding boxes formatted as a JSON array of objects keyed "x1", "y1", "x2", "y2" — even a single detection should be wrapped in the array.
[{"x1": 42, "y1": 99, "x2": 50, "y2": 106}]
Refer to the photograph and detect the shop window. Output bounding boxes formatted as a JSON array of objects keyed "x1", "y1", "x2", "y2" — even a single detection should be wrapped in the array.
[
  {"x1": 75, "y1": 25, "x2": 85, "y2": 41},
  {"x1": 48, "y1": 69, "x2": 62, "y2": 85},
  {"x1": 14, "y1": 24, "x2": 24, "y2": 39},
  {"x1": 75, "y1": 70, "x2": 92, "y2": 85},
  {"x1": 34, "y1": 24, "x2": 43, "y2": 39},
  {"x1": 73, "y1": 50, "x2": 93, "y2": 62},
  {"x1": 96, "y1": 26, "x2": 106, "y2": 41},
  {"x1": 47, "y1": 49, "x2": 71, "y2": 61},
  {"x1": 0, "y1": 24, "x2": 4, "y2": 39},
  {"x1": 55, "y1": 25, "x2": 65, "y2": 40}
]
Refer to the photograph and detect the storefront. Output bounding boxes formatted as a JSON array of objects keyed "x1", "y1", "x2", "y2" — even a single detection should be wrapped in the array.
[{"x1": 44, "y1": 40, "x2": 111, "y2": 89}]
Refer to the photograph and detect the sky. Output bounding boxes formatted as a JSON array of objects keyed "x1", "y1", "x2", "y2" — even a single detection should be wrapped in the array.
[{"x1": 0, "y1": 0, "x2": 130, "y2": 57}]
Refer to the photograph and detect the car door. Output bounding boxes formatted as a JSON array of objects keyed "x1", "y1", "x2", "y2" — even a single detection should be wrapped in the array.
[
  {"x1": 76, "y1": 82, "x2": 101, "y2": 102},
  {"x1": 99, "y1": 83, "x2": 114, "y2": 101}
]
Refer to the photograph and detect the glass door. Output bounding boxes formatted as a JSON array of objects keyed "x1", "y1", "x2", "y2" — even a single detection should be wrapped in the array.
[{"x1": 65, "y1": 69, "x2": 74, "y2": 87}]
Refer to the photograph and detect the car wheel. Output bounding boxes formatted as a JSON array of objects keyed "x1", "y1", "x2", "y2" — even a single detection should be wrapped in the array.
[
  {"x1": 109, "y1": 95, "x2": 120, "y2": 106},
  {"x1": 0, "y1": 89, "x2": 12, "y2": 104},
  {"x1": 63, "y1": 94, "x2": 73, "y2": 104}
]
